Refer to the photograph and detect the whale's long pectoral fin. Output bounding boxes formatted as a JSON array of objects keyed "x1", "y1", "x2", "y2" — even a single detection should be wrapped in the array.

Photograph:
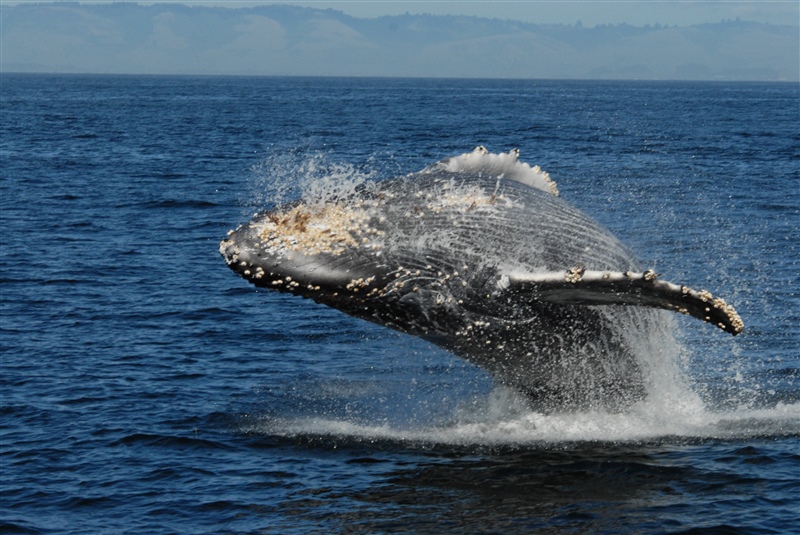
[{"x1": 498, "y1": 269, "x2": 744, "y2": 336}]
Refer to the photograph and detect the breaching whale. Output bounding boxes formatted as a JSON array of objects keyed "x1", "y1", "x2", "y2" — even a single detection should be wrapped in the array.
[{"x1": 220, "y1": 148, "x2": 743, "y2": 411}]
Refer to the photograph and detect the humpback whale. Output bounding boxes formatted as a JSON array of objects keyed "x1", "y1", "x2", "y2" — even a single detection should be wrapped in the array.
[{"x1": 220, "y1": 148, "x2": 743, "y2": 411}]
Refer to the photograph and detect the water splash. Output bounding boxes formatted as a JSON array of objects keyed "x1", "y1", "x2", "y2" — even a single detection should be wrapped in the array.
[
  {"x1": 429, "y1": 146, "x2": 559, "y2": 195},
  {"x1": 246, "y1": 150, "x2": 378, "y2": 214},
  {"x1": 242, "y1": 383, "x2": 799, "y2": 448},
  {"x1": 237, "y1": 317, "x2": 798, "y2": 447}
]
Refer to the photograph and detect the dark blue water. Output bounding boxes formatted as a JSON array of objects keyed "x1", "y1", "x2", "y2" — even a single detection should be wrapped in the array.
[{"x1": 1, "y1": 74, "x2": 798, "y2": 534}]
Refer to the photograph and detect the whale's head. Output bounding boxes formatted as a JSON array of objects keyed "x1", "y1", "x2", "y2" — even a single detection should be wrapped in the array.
[
  {"x1": 221, "y1": 199, "x2": 392, "y2": 298},
  {"x1": 218, "y1": 189, "x2": 468, "y2": 338},
  {"x1": 218, "y1": 165, "x2": 532, "y2": 339},
  {"x1": 220, "y1": 148, "x2": 561, "y2": 309}
]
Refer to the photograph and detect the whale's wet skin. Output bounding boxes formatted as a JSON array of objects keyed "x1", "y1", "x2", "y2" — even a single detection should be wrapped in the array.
[{"x1": 221, "y1": 148, "x2": 742, "y2": 412}]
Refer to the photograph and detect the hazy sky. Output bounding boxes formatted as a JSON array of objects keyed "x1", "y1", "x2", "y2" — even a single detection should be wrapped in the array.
[
  {"x1": 3, "y1": 1, "x2": 797, "y2": 79},
  {"x1": 4, "y1": 0, "x2": 797, "y2": 27},
  {"x1": 132, "y1": 0, "x2": 799, "y2": 27}
]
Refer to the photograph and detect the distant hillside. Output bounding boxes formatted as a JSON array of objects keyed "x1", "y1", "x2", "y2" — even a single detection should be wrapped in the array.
[{"x1": 1, "y1": 3, "x2": 797, "y2": 80}]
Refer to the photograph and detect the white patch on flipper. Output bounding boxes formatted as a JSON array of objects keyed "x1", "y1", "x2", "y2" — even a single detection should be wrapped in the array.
[{"x1": 429, "y1": 147, "x2": 559, "y2": 196}]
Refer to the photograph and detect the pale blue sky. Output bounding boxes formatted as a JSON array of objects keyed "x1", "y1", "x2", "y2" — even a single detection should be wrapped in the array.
[
  {"x1": 139, "y1": 0, "x2": 799, "y2": 27},
  {"x1": 3, "y1": 1, "x2": 797, "y2": 78},
  {"x1": 4, "y1": 0, "x2": 797, "y2": 27}
]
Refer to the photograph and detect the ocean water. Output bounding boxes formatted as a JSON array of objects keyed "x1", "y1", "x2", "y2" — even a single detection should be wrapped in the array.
[{"x1": 1, "y1": 74, "x2": 798, "y2": 534}]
